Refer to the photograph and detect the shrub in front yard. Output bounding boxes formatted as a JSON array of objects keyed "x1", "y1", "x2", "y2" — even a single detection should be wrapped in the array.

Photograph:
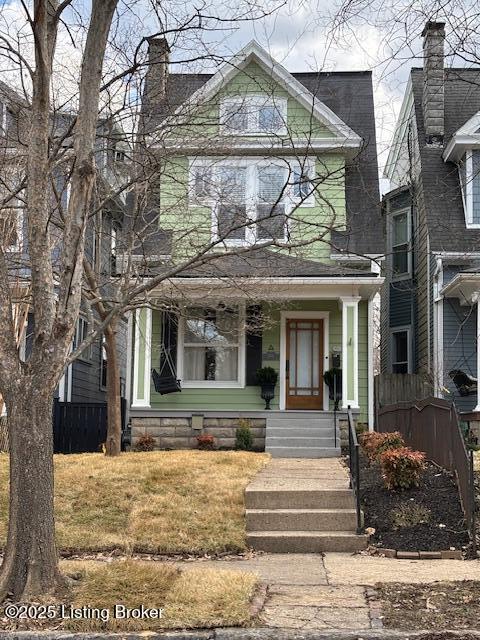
[
  {"x1": 196, "y1": 434, "x2": 216, "y2": 450},
  {"x1": 360, "y1": 431, "x2": 405, "y2": 461},
  {"x1": 380, "y1": 447, "x2": 426, "y2": 490},
  {"x1": 134, "y1": 434, "x2": 156, "y2": 452},
  {"x1": 235, "y1": 421, "x2": 254, "y2": 451},
  {"x1": 390, "y1": 502, "x2": 431, "y2": 529}
]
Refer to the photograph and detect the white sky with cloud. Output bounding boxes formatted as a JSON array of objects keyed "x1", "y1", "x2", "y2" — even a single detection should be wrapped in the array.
[{"x1": 0, "y1": 0, "x2": 427, "y2": 190}]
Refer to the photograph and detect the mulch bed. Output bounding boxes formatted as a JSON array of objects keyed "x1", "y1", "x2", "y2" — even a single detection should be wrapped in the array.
[
  {"x1": 378, "y1": 581, "x2": 480, "y2": 630},
  {"x1": 360, "y1": 453, "x2": 470, "y2": 552}
]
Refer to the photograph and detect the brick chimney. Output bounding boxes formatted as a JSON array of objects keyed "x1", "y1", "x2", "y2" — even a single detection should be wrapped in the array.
[
  {"x1": 422, "y1": 21, "x2": 445, "y2": 146},
  {"x1": 142, "y1": 37, "x2": 170, "y2": 131}
]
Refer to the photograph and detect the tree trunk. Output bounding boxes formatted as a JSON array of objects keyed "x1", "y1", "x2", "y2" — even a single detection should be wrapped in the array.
[
  {"x1": 0, "y1": 388, "x2": 64, "y2": 601},
  {"x1": 104, "y1": 321, "x2": 122, "y2": 457}
]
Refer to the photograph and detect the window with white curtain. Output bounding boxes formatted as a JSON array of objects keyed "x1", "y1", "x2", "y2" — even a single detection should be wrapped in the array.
[
  {"x1": 180, "y1": 306, "x2": 245, "y2": 386},
  {"x1": 220, "y1": 96, "x2": 287, "y2": 135},
  {"x1": 190, "y1": 157, "x2": 315, "y2": 245}
]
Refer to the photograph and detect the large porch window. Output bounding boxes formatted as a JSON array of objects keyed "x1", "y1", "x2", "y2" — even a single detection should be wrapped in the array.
[{"x1": 179, "y1": 305, "x2": 245, "y2": 387}]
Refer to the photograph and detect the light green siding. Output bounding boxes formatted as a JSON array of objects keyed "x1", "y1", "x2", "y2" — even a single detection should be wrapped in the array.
[{"x1": 147, "y1": 300, "x2": 369, "y2": 420}]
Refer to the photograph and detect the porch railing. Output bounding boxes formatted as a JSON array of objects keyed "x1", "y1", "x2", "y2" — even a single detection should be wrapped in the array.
[{"x1": 347, "y1": 406, "x2": 363, "y2": 534}]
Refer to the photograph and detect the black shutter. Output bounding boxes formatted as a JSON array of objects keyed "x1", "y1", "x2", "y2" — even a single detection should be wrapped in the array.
[
  {"x1": 245, "y1": 305, "x2": 262, "y2": 385},
  {"x1": 159, "y1": 311, "x2": 178, "y2": 374}
]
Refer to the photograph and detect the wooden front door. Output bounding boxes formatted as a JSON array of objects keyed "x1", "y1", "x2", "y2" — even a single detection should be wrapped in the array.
[{"x1": 286, "y1": 318, "x2": 324, "y2": 410}]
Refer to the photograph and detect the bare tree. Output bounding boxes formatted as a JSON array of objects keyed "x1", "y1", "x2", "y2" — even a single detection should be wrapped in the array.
[{"x1": 0, "y1": 0, "x2": 380, "y2": 599}]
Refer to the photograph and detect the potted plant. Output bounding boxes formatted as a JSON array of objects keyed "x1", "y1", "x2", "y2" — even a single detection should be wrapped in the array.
[
  {"x1": 323, "y1": 368, "x2": 342, "y2": 410},
  {"x1": 256, "y1": 366, "x2": 278, "y2": 410}
]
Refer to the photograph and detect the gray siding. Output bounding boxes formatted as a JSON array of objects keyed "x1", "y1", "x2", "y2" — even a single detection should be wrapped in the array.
[
  {"x1": 473, "y1": 150, "x2": 480, "y2": 224},
  {"x1": 389, "y1": 283, "x2": 414, "y2": 327},
  {"x1": 443, "y1": 297, "x2": 477, "y2": 412}
]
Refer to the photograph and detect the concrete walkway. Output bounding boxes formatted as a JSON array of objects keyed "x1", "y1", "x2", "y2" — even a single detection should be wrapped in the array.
[{"x1": 178, "y1": 553, "x2": 480, "y2": 632}]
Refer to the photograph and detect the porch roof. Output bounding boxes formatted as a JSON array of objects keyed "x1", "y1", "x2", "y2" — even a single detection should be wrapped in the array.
[
  {"x1": 144, "y1": 248, "x2": 376, "y2": 278},
  {"x1": 441, "y1": 271, "x2": 480, "y2": 304}
]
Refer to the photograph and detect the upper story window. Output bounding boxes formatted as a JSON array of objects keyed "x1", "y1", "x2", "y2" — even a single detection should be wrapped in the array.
[
  {"x1": 73, "y1": 316, "x2": 93, "y2": 362},
  {"x1": 391, "y1": 327, "x2": 411, "y2": 374},
  {"x1": 389, "y1": 207, "x2": 411, "y2": 279},
  {"x1": 0, "y1": 101, "x2": 14, "y2": 135},
  {"x1": 0, "y1": 201, "x2": 22, "y2": 252},
  {"x1": 189, "y1": 157, "x2": 315, "y2": 246},
  {"x1": 220, "y1": 96, "x2": 287, "y2": 135},
  {"x1": 458, "y1": 150, "x2": 480, "y2": 228}
]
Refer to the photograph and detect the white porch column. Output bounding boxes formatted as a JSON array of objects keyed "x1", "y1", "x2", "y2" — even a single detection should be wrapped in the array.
[
  {"x1": 367, "y1": 294, "x2": 377, "y2": 430},
  {"x1": 340, "y1": 296, "x2": 361, "y2": 410},
  {"x1": 474, "y1": 294, "x2": 480, "y2": 412},
  {"x1": 132, "y1": 307, "x2": 152, "y2": 408}
]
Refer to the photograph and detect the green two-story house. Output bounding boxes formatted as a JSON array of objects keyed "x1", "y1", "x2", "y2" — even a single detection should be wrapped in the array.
[{"x1": 127, "y1": 39, "x2": 383, "y2": 456}]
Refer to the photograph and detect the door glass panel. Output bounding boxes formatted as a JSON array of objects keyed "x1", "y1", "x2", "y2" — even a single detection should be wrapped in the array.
[
  {"x1": 297, "y1": 329, "x2": 312, "y2": 392},
  {"x1": 289, "y1": 329, "x2": 296, "y2": 395}
]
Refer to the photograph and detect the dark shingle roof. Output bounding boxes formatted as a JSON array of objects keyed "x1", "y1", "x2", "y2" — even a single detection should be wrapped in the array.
[
  {"x1": 411, "y1": 67, "x2": 480, "y2": 253},
  {"x1": 146, "y1": 247, "x2": 374, "y2": 278},
  {"x1": 143, "y1": 69, "x2": 382, "y2": 257}
]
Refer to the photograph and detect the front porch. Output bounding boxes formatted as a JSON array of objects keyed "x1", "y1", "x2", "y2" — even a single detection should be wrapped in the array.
[{"x1": 128, "y1": 277, "x2": 380, "y2": 453}]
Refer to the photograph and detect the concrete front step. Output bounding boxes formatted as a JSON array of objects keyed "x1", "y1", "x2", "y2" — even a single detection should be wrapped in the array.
[
  {"x1": 266, "y1": 446, "x2": 341, "y2": 458},
  {"x1": 267, "y1": 418, "x2": 336, "y2": 429},
  {"x1": 246, "y1": 530, "x2": 368, "y2": 553},
  {"x1": 265, "y1": 436, "x2": 336, "y2": 448},
  {"x1": 245, "y1": 488, "x2": 355, "y2": 510},
  {"x1": 266, "y1": 426, "x2": 337, "y2": 438},
  {"x1": 246, "y1": 508, "x2": 358, "y2": 531}
]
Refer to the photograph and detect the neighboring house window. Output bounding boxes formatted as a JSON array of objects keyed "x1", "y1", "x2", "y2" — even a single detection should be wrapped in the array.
[
  {"x1": 110, "y1": 226, "x2": 117, "y2": 274},
  {"x1": 73, "y1": 316, "x2": 92, "y2": 361},
  {"x1": 459, "y1": 150, "x2": 480, "y2": 227},
  {"x1": 390, "y1": 208, "x2": 411, "y2": 278},
  {"x1": 190, "y1": 157, "x2": 314, "y2": 245},
  {"x1": 179, "y1": 305, "x2": 245, "y2": 387},
  {"x1": 220, "y1": 96, "x2": 287, "y2": 135},
  {"x1": 100, "y1": 334, "x2": 107, "y2": 389},
  {"x1": 0, "y1": 203, "x2": 22, "y2": 252},
  {"x1": 391, "y1": 327, "x2": 411, "y2": 373},
  {"x1": 0, "y1": 102, "x2": 14, "y2": 135}
]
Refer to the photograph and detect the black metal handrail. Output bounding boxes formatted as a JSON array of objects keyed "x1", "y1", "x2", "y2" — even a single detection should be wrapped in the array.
[{"x1": 347, "y1": 405, "x2": 363, "y2": 534}]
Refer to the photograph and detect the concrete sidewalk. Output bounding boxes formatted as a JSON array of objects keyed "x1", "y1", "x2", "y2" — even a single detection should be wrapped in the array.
[{"x1": 178, "y1": 552, "x2": 480, "y2": 632}]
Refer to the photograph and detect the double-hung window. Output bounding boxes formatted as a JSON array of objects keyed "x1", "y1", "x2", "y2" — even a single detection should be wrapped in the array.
[
  {"x1": 391, "y1": 208, "x2": 411, "y2": 278},
  {"x1": 73, "y1": 316, "x2": 93, "y2": 361},
  {"x1": 459, "y1": 150, "x2": 480, "y2": 227},
  {"x1": 179, "y1": 306, "x2": 245, "y2": 387},
  {"x1": 391, "y1": 328, "x2": 411, "y2": 374},
  {"x1": 190, "y1": 157, "x2": 315, "y2": 245},
  {"x1": 0, "y1": 199, "x2": 22, "y2": 252},
  {"x1": 221, "y1": 96, "x2": 287, "y2": 135}
]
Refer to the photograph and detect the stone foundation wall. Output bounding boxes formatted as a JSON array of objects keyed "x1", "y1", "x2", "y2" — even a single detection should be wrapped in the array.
[{"x1": 131, "y1": 417, "x2": 266, "y2": 451}]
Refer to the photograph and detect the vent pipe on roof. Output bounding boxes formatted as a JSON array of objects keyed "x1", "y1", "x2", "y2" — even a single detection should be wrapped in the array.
[{"x1": 422, "y1": 21, "x2": 445, "y2": 146}]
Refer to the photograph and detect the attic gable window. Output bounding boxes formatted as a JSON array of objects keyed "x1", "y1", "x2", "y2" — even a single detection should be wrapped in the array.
[
  {"x1": 220, "y1": 96, "x2": 287, "y2": 135},
  {"x1": 459, "y1": 150, "x2": 480, "y2": 228}
]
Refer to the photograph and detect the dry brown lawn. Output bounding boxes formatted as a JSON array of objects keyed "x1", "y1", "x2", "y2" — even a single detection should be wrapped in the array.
[
  {"x1": 0, "y1": 450, "x2": 268, "y2": 554},
  {"x1": 64, "y1": 560, "x2": 258, "y2": 631}
]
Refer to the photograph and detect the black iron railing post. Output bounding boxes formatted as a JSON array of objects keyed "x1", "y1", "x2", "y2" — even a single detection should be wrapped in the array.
[
  {"x1": 347, "y1": 405, "x2": 363, "y2": 534},
  {"x1": 470, "y1": 449, "x2": 477, "y2": 556},
  {"x1": 333, "y1": 374, "x2": 337, "y2": 449}
]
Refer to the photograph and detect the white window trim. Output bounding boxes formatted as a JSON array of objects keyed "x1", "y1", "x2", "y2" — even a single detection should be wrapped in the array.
[
  {"x1": 390, "y1": 325, "x2": 412, "y2": 374},
  {"x1": 389, "y1": 206, "x2": 412, "y2": 281},
  {"x1": 177, "y1": 304, "x2": 246, "y2": 388},
  {"x1": 463, "y1": 150, "x2": 480, "y2": 229},
  {"x1": 189, "y1": 156, "x2": 315, "y2": 247},
  {"x1": 219, "y1": 95, "x2": 288, "y2": 136}
]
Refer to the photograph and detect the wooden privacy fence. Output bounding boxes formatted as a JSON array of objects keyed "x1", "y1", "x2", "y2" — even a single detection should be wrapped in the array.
[
  {"x1": 378, "y1": 397, "x2": 477, "y2": 553},
  {"x1": 375, "y1": 374, "x2": 433, "y2": 411}
]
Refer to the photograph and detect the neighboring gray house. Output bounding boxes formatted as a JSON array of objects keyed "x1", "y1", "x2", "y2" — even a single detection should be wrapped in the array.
[
  {"x1": 0, "y1": 81, "x2": 129, "y2": 413},
  {"x1": 382, "y1": 21, "x2": 480, "y2": 416}
]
